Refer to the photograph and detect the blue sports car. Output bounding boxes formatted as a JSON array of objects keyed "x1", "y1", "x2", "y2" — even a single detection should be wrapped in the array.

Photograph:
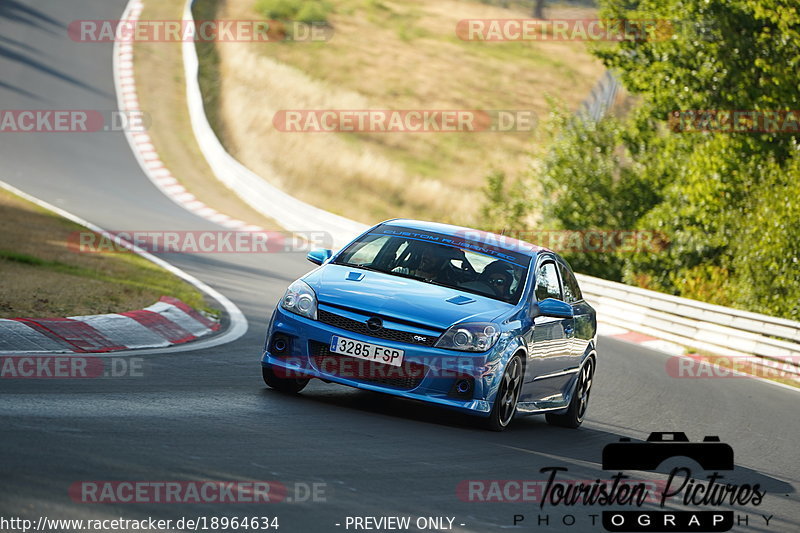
[{"x1": 261, "y1": 219, "x2": 597, "y2": 431}]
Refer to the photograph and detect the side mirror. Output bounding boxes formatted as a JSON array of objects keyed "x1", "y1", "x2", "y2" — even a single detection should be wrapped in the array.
[
  {"x1": 534, "y1": 298, "x2": 573, "y2": 319},
  {"x1": 307, "y1": 249, "x2": 333, "y2": 265}
]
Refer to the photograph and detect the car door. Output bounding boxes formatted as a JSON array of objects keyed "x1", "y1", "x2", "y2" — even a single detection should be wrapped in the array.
[
  {"x1": 522, "y1": 257, "x2": 576, "y2": 403},
  {"x1": 557, "y1": 261, "x2": 592, "y2": 363}
]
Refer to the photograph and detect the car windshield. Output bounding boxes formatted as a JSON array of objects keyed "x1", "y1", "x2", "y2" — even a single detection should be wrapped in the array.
[{"x1": 333, "y1": 227, "x2": 530, "y2": 304}]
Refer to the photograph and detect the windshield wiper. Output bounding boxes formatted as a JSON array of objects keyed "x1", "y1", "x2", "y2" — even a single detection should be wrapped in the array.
[
  {"x1": 357, "y1": 267, "x2": 443, "y2": 286},
  {"x1": 389, "y1": 272, "x2": 457, "y2": 290},
  {"x1": 418, "y1": 278, "x2": 453, "y2": 289},
  {"x1": 384, "y1": 270, "x2": 429, "y2": 283},
  {"x1": 334, "y1": 262, "x2": 386, "y2": 274}
]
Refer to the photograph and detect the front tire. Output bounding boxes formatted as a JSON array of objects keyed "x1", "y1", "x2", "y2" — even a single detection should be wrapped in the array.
[
  {"x1": 546, "y1": 358, "x2": 594, "y2": 428},
  {"x1": 262, "y1": 364, "x2": 309, "y2": 393},
  {"x1": 484, "y1": 354, "x2": 523, "y2": 431}
]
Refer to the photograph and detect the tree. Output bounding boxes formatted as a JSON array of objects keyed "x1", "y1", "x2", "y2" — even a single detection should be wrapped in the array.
[
  {"x1": 532, "y1": 0, "x2": 546, "y2": 19},
  {"x1": 594, "y1": 0, "x2": 800, "y2": 158},
  {"x1": 487, "y1": 0, "x2": 800, "y2": 319}
]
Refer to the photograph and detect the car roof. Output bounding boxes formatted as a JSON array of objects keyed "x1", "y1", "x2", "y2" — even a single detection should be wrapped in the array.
[{"x1": 379, "y1": 218, "x2": 553, "y2": 259}]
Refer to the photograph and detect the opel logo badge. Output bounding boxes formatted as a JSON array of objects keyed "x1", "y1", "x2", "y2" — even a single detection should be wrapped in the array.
[{"x1": 366, "y1": 317, "x2": 383, "y2": 332}]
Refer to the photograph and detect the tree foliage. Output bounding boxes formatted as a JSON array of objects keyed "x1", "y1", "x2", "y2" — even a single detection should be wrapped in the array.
[
  {"x1": 483, "y1": 0, "x2": 800, "y2": 319},
  {"x1": 255, "y1": 0, "x2": 332, "y2": 24},
  {"x1": 479, "y1": 171, "x2": 530, "y2": 233},
  {"x1": 596, "y1": 0, "x2": 800, "y2": 157},
  {"x1": 536, "y1": 109, "x2": 664, "y2": 280}
]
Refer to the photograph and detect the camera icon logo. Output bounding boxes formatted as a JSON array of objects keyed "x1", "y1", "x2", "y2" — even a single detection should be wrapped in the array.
[{"x1": 602, "y1": 432, "x2": 734, "y2": 471}]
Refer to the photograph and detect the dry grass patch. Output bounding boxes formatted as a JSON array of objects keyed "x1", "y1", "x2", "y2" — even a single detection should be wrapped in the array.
[
  {"x1": 0, "y1": 189, "x2": 211, "y2": 318},
  {"x1": 216, "y1": 0, "x2": 605, "y2": 225}
]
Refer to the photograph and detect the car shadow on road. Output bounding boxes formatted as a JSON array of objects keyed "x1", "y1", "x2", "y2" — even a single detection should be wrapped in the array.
[{"x1": 258, "y1": 384, "x2": 796, "y2": 498}]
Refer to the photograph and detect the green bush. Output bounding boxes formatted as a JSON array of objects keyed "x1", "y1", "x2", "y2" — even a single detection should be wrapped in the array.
[
  {"x1": 519, "y1": 105, "x2": 800, "y2": 320},
  {"x1": 255, "y1": 0, "x2": 332, "y2": 23},
  {"x1": 255, "y1": 0, "x2": 295, "y2": 20},
  {"x1": 479, "y1": 171, "x2": 530, "y2": 233},
  {"x1": 727, "y1": 153, "x2": 800, "y2": 319},
  {"x1": 296, "y1": 2, "x2": 332, "y2": 23},
  {"x1": 530, "y1": 109, "x2": 663, "y2": 281}
]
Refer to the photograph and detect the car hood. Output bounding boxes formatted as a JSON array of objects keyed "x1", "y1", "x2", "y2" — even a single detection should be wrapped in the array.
[{"x1": 304, "y1": 264, "x2": 511, "y2": 330}]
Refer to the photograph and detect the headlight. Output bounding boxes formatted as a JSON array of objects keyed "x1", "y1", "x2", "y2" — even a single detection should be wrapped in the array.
[
  {"x1": 280, "y1": 280, "x2": 318, "y2": 320},
  {"x1": 435, "y1": 322, "x2": 500, "y2": 352}
]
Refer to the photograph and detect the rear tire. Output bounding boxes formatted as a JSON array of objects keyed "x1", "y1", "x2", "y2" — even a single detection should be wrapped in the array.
[
  {"x1": 546, "y1": 358, "x2": 594, "y2": 428},
  {"x1": 484, "y1": 354, "x2": 523, "y2": 431},
  {"x1": 262, "y1": 365, "x2": 309, "y2": 393}
]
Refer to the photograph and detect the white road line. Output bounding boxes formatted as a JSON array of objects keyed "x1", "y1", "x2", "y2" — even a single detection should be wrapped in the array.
[{"x1": 113, "y1": 0, "x2": 264, "y2": 233}]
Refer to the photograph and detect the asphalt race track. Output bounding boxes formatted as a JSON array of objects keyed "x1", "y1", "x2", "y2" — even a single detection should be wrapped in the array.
[{"x1": 0, "y1": 1, "x2": 798, "y2": 532}]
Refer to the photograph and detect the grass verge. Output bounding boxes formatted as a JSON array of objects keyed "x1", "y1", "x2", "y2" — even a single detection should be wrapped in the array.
[{"x1": 0, "y1": 188, "x2": 214, "y2": 318}]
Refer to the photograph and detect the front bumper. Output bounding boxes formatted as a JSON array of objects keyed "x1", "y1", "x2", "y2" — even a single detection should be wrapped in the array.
[{"x1": 260, "y1": 306, "x2": 501, "y2": 416}]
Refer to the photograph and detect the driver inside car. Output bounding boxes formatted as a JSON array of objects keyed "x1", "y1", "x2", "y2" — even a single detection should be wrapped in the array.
[
  {"x1": 393, "y1": 245, "x2": 453, "y2": 282},
  {"x1": 479, "y1": 260, "x2": 515, "y2": 300}
]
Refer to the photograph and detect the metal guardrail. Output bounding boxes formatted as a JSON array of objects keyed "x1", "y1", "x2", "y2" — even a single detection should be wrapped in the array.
[
  {"x1": 578, "y1": 70, "x2": 620, "y2": 122},
  {"x1": 577, "y1": 274, "x2": 800, "y2": 369},
  {"x1": 181, "y1": 1, "x2": 798, "y2": 373}
]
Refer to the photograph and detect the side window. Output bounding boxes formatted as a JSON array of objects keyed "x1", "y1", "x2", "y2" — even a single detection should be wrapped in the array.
[
  {"x1": 558, "y1": 263, "x2": 583, "y2": 303},
  {"x1": 534, "y1": 262, "x2": 562, "y2": 302}
]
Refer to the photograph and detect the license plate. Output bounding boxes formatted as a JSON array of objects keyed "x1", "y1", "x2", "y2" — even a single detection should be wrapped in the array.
[{"x1": 330, "y1": 336, "x2": 404, "y2": 367}]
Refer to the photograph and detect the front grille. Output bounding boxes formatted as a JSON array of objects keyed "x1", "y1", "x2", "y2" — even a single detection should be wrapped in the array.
[
  {"x1": 318, "y1": 309, "x2": 439, "y2": 347},
  {"x1": 309, "y1": 341, "x2": 428, "y2": 390}
]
